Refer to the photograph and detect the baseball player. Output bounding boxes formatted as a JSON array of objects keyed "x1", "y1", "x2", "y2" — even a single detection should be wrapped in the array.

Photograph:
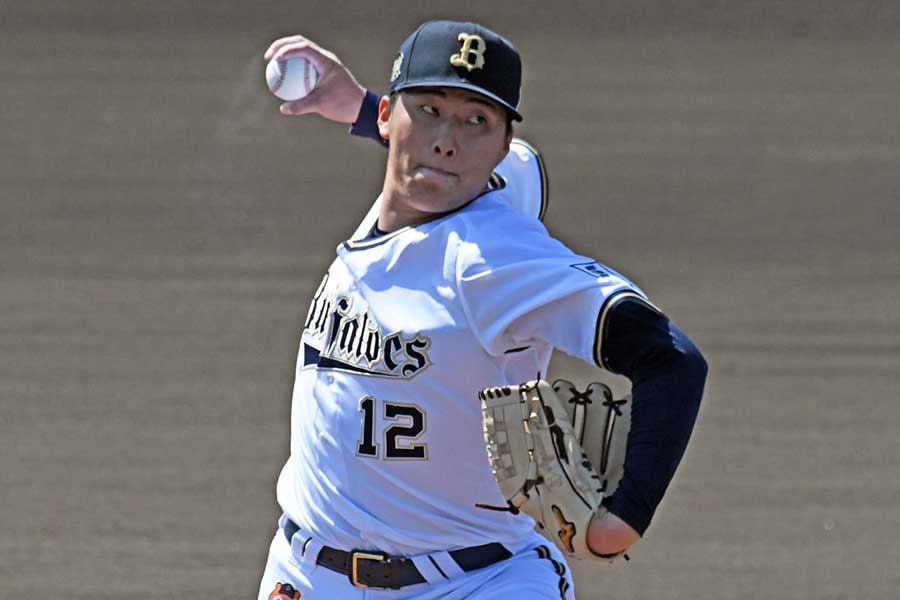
[{"x1": 258, "y1": 21, "x2": 707, "y2": 599}]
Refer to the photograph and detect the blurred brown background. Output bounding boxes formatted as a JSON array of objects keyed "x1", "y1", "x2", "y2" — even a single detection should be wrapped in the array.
[{"x1": 2, "y1": 1, "x2": 898, "y2": 598}]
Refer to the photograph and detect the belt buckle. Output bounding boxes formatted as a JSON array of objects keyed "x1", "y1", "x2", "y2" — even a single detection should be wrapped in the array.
[{"x1": 350, "y1": 550, "x2": 389, "y2": 589}]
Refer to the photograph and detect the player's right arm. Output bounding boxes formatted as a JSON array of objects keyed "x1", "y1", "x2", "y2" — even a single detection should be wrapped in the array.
[
  {"x1": 264, "y1": 35, "x2": 388, "y2": 145},
  {"x1": 263, "y1": 35, "x2": 367, "y2": 123}
]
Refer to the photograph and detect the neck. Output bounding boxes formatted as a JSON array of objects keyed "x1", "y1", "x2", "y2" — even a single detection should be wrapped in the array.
[
  {"x1": 377, "y1": 180, "x2": 492, "y2": 233},
  {"x1": 377, "y1": 181, "x2": 439, "y2": 232},
  {"x1": 377, "y1": 205, "x2": 430, "y2": 232}
]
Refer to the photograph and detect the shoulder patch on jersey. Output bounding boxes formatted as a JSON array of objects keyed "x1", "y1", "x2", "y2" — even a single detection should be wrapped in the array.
[{"x1": 570, "y1": 261, "x2": 610, "y2": 278}]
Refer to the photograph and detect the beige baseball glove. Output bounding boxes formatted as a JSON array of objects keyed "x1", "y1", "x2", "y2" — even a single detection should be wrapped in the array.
[
  {"x1": 551, "y1": 379, "x2": 631, "y2": 500},
  {"x1": 479, "y1": 379, "x2": 632, "y2": 562}
]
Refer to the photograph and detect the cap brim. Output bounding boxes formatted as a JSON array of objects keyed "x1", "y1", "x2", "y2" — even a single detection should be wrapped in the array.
[{"x1": 392, "y1": 80, "x2": 523, "y2": 122}]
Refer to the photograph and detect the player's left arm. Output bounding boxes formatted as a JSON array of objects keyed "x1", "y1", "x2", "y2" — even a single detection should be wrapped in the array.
[{"x1": 586, "y1": 296, "x2": 708, "y2": 555}]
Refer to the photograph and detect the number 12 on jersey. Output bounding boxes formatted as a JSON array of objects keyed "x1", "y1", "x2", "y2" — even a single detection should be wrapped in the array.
[{"x1": 357, "y1": 396, "x2": 428, "y2": 460}]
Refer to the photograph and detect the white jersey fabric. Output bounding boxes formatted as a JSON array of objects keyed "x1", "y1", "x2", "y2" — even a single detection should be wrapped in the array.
[{"x1": 275, "y1": 175, "x2": 643, "y2": 558}]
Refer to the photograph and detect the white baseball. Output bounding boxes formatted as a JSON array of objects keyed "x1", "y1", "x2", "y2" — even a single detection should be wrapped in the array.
[{"x1": 266, "y1": 56, "x2": 319, "y2": 101}]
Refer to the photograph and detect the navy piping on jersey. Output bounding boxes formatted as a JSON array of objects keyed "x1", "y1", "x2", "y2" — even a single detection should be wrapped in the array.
[
  {"x1": 302, "y1": 343, "x2": 410, "y2": 379},
  {"x1": 534, "y1": 545, "x2": 569, "y2": 599},
  {"x1": 341, "y1": 174, "x2": 507, "y2": 251},
  {"x1": 302, "y1": 342, "x2": 321, "y2": 368}
]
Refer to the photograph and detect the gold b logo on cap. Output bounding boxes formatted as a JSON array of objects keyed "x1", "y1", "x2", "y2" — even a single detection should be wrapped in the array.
[{"x1": 450, "y1": 33, "x2": 486, "y2": 72}]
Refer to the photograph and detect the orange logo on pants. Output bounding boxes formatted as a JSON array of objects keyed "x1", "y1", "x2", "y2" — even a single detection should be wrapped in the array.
[{"x1": 268, "y1": 582, "x2": 301, "y2": 600}]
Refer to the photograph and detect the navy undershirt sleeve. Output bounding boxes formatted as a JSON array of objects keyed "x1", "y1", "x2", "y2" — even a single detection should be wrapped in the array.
[
  {"x1": 349, "y1": 90, "x2": 387, "y2": 147},
  {"x1": 599, "y1": 298, "x2": 708, "y2": 535}
]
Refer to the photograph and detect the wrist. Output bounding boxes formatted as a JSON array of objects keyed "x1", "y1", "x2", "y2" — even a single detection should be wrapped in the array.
[
  {"x1": 351, "y1": 88, "x2": 375, "y2": 126},
  {"x1": 350, "y1": 90, "x2": 388, "y2": 147}
]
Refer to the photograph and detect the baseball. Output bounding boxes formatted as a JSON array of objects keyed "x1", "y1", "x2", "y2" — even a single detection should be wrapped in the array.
[{"x1": 266, "y1": 56, "x2": 319, "y2": 101}]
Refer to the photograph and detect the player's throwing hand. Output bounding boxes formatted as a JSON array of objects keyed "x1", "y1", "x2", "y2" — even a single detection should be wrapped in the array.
[{"x1": 263, "y1": 35, "x2": 366, "y2": 122}]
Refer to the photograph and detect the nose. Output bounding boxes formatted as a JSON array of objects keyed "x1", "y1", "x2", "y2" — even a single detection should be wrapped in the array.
[
  {"x1": 432, "y1": 124, "x2": 457, "y2": 158},
  {"x1": 432, "y1": 140, "x2": 455, "y2": 158}
]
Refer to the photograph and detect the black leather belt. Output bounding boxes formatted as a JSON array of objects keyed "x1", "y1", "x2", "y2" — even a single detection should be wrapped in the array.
[{"x1": 282, "y1": 518, "x2": 511, "y2": 590}]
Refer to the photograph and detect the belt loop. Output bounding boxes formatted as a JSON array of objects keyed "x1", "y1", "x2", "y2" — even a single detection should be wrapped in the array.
[
  {"x1": 408, "y1": 554, "x2": 448, "y2": 584},
  {"x1": 281, "y1": 516, "x2": 322, "y2": 569},
  {"x1": 426, "y1": 551, "x2": 465, "y2": 579},
  {"x1": 296, "y1": 537, "x2": 323, "y2": 567}
]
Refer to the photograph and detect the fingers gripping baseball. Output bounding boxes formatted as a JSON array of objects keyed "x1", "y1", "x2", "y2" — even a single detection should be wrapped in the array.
[{"x1": 264, "y1": 35, "x2": 366, "y2": 123}]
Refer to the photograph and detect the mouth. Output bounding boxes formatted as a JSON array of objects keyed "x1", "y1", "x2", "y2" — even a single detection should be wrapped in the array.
[{"x1": 413, "y1": 164, "x2": 458, "y2": 182}]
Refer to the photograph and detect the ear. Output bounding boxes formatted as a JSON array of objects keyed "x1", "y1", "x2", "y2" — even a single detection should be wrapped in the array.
[
  {"x1": 494, "y1": 128, "x2": 512, "y2": 167},
  {"x1": 377, "y1": 95, "x2": 391, "y2": 141},
  {"x1": 503, "y1": 129, "x2": 513, "y2": 154}
]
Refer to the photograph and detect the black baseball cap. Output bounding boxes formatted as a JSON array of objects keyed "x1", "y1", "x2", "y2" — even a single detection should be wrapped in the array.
[{"x1": 388, "y1": 20, "x2": 523, "y2": 122}]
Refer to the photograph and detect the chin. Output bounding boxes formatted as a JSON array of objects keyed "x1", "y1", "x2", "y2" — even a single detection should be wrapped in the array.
[{"x1": 406, "y1": 181, "x2": 456, "y2": 204}]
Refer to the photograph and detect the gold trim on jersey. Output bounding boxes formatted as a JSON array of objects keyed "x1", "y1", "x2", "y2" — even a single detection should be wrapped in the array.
[{"x1": 593, "y1": 290, "x2": 648, "y2": 369}]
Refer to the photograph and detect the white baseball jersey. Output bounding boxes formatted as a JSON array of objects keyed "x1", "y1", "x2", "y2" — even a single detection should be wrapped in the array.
[{"x1": 275, "y1": 165, "x2": 643, "y2": 557}]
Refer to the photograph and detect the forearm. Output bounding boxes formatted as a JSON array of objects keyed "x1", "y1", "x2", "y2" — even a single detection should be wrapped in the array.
[{"x1": 600, "y1": 299, "x2": 708, "y2": 535}]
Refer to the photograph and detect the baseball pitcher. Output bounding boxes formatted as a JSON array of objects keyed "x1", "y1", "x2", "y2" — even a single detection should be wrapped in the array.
[{"x1": 257, "y1": 20, "x2": 707, "y2": 599}]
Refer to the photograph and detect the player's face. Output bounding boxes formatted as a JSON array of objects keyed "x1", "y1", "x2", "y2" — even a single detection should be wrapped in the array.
[{"x1": 377, "y1": 87, "x2": 511, "y2": 230}]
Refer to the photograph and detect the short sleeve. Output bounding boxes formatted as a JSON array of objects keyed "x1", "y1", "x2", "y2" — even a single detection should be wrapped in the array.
[{"x1": 456, "y1": 221, "x2": 644, "y2": 366}]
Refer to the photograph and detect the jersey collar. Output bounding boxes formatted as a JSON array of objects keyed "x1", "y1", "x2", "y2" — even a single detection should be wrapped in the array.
[{"x1": 341, "y1": 172, "x2": 506, "y2": 252}]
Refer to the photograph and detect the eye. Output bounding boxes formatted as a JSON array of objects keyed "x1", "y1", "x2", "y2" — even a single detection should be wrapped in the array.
[
  {"x1": 421, "y1": 104, "x2": 438, "y2": 116},
  {"x1": 466, "y1": 114, "x2": 487, "y2": 126}
]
